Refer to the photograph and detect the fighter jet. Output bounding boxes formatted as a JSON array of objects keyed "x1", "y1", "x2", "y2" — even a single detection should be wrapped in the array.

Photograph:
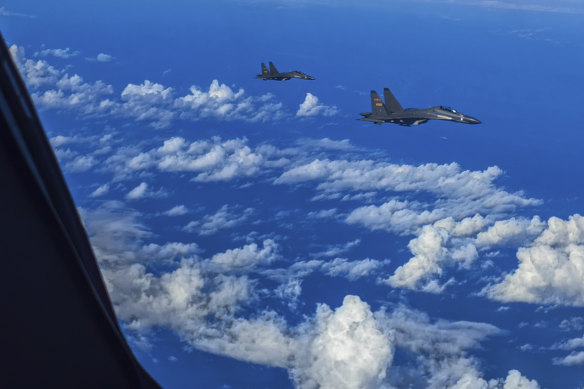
[
  {"x1": 359, "y1": 88, "x2": 481, "y2": 126},
  {"x1": 256, "y1": 62, "x2": 315, "y2": 81}
]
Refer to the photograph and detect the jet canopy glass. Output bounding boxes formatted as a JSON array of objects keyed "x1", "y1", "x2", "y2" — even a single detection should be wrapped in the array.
[{"x1": 440, "y1": 106, "x2": 458, "y2": 113}]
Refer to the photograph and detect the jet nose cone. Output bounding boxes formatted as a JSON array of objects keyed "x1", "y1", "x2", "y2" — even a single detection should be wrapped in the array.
[{"x1": 464, "y1": 115, "x2": 481, "y2": 124}]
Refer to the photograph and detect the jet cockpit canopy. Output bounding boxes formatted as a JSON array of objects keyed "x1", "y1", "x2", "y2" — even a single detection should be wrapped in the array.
[{"x1": 440, "y1": 106, "x2": 458, "y2": 113}]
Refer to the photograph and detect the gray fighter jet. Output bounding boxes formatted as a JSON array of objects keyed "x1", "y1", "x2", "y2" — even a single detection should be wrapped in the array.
[
  {"x1": 359, "y1": 88, "x2": 481, "y2": 126},
  {"x1": 256, "y1": 62, "x2": 315, "y2": 81}
]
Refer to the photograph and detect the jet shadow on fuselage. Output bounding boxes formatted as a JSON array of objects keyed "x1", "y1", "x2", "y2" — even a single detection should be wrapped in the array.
[{"x1": 359, "y1": 88, "x2": 481, "y2": 126}]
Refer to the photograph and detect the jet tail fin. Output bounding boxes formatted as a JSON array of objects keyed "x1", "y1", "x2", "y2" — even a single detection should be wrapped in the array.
[
  {"x1": 383, "y1": 88, "x2": 403, "y2": 113},
  {"x1": 371, "y1": 90, "x2": 389, "y2": 116},
  {"x1": 261, "y1": 63, "x2": 269, "y2": 75},
  {"x1": 269, "y1": 61, "x2": 279, "y2": 74}
]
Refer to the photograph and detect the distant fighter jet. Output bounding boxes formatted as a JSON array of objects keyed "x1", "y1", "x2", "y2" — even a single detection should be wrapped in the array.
[
  {"x1": 359, "y1": 88, "x2": 481, "y2": 126},
  {"x1": 256, "y1": 62, "x2": 315, "y2": 81}
]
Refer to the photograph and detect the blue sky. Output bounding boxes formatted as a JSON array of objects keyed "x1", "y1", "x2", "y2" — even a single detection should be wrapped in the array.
[{"x1": 3, "y1": 0, "x2": 584, "y2": 388}]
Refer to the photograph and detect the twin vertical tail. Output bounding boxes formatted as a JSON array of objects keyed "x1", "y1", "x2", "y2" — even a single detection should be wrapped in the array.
[
  {"x1": 261, "y1": 63, "x2": 269, "y2": 75},
  {"x1": 383, "y1": 88, "x2": 403, "y2": 113},
  {"x1": 370, "y1": 88, "x2": 404, "y2": 116},
  {"x1": 268, "y1": 61, "x2": 279, "y2": 74},
  {"x1": 370, "y1": 91, "x2": 388, "y2": 116}
]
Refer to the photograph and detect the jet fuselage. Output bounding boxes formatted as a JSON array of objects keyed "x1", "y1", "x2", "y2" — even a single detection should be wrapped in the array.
[
  {"x1": 360, "y1": 106, "x2": 481, "y2": 126},
  {"x1": 360, "y1": 88, "x2": 481, "y2": 126},
  {"x1": 256, "y1": 62, "x2": 315, "y2": 81}
]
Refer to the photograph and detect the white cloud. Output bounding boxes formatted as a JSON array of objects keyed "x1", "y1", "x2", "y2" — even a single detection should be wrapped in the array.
[
  {"x1": 125, "y1": 182, "x2": 166, "y2": 200},
  {"x1": 312, "y1": 238, "x2": 361, "y2": 258},
  {"x1": 33, "y1": 72, "x2": 114, "y2": 114},
  {"x1": 384, "y1": 215, "x2": 485, "y2": 292},
  {"x1": 121, "y1": 80, "x2": 173, "y2": 103},
  {"x1": 297, "y1": 137, "x2": 354, "y2": 151},
  {"x1": 185, "y1": 205, "x2": 253, "y2": 236},
  {"x1": 387, "y1": 224, "x2": 450, "y2": 291},
  {"x1": 66, "y1": 155, "x2": 97, "y2": 172},
  {"x1": 321, "y1": 257, "x2": 389, "y2": 281},
  {"x1": 79, "y1": 203, "x2": 540, "y2": 388},
  {"x1": 10, "y1": 45, "x2": 61, "y2": 87},
  {"x1": 90, "y1": 184, "x2": 110, "y2": 198},
  {"x1": 476, "y1": 216, "x2": 545, "y2": 246},
  {"x1": 296, "y1": 93, "x2": 339, "y2": 117},
  {"x1": 559, "y1": 317, "x2": 584, "y2": 332},
  {"x1": 275, "y1": 157, "x2": 545, "y2": 293},
  {"x1": 485, "y1": 214, "x2": 584, "y2": 306},
  {"x1": 0, "y1": 6, "x2": 35, "y2": 17},
  {"x1": 307, "y1": 208, "x2": 338, "y2": 219},
  {"x1": 80, "y1": 202, "x2": 151, "y2": 265},
  {"x1": 11, "y1": 47, "x2": 286, "y2": 128},
  {"x1": 208, "y1": 239, "x2": 278, "y2": 272},
  {"x1": 553, "y1": 351, "x2": 584, "y2": 366},
  {"x1": 164, "y1": 205, "x2": 189, "y2": 216},
  {"x1": 117, "y1": 80, "x2": 175, "y2": 128},
  {"x1": 451, "y1": 369, "x2": 540, "y2": 389},
  {"x1": 292, "y1": 296, "x2": 393, "y2": 389},
  {"x1": 96, "y1": 53, "x2": 114, "y2": 62},
  {"x1": 175, "y1": 79, "x2": 285, "y2": 122},
  {"x1": 276, "y1": 160, "x2": 538, "y2": 224},
  {"x1": 554, "y1": 334, "x2": 584, "y2": 351},
  {"x1": 35, "y1": 47, "x2": 80, "y2": 59},
  {"x1": 126, "y1": 182, "x2": 149, "y2": 200},
  {"x1": 107, "y1": 136, "x2": 268, "y2": 182},
  {"x1": 50, "y1": 135, "x2": 78, "y2": 147}
]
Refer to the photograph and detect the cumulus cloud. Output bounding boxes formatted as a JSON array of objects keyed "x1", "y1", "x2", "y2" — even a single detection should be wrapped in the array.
[
  {"x1": 8, "y1": 46, "x2": 113, "y2": 113},
  {"x1": 96, "y1": 53, "x2": 114, "y2": 62},
  {"x1": 50, "y1": 135, "x2": 79, "y2": 147},
  {"x1": 82, "y1": 201, "x2": 538, "y2": 389},
  {"x1": 277, "y1": 160, "x2": 538, "y2": 232},
  {"x1": 184, "y1": 205, "x2": 254, "y2": 236},
  {"x1": 382, "y1": 215, "x2": 483, "y2": 292},
  {"x1": 208, "y1": 239, "x2": 278, "y2": 272},
  {"x1": 106, "y1": 136, "x2": 268, "y2": 182},
  {"x1": 11, "y1": 47, "x2": 286, "y2": 128},
  {"x1": 485, "y1": 214, "x2": 584, "y2": 306},
  {"x1": 476, "y1": 216, "x2": 545, "y2": 246},
  {"x1": 451, "y1": 369, "x2": 540, "y2": 389},
  {"x1": 81, "y1": 203, "x2": 541, "y2": 388},
  {"x1": 276, "y1": 157, "x2": 545, "y2": 293},
  {"x1": 296, "y1": 93, "x2": 339, "y2": 117},
  {"x1": 117, "y1": 80, "x2": 175, "y2": 128},
  {"x1": 65, "y1": 155, "x2": 97, "y2": 172},
  {"x1": 553, "y1": 351, "x2": 584, "y2": 366},
  {"x1": 381, "y1": 305, "x2": 515, "y2": 388},
  {"x1": 10, "y1": 44, "x2": 63, "y2": 87},
  {"x1": 175, "y1": 79, "x2": 285, "y2": 122},
  {"x1": 292, "y1": 296, "x2": 393, "y2": 389},
  {"x1": 554, "y1": 334, "x2": 584, "y2": 351}
]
